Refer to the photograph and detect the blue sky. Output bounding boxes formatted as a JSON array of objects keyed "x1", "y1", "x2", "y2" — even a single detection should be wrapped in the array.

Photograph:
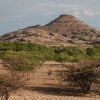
[{"x1": 0, "y1": 0, "x2": 100, "y2": 34}]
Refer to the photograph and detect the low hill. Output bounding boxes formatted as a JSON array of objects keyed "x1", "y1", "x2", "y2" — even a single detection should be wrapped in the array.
[{"x1": 0, "y1": 14, "x2": 100, "y2": 46}]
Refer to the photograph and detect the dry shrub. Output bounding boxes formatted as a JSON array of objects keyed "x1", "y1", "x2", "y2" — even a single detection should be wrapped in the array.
[
  {"x1": 57, "y1": 60, "x2": 100, "y2": 94},
  {"x1": 0, "y1": 70, "x2": 26, "y2": 100}
]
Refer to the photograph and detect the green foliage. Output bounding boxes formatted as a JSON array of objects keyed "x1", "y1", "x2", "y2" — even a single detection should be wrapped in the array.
[
  {"x1": 86, "y1": 44, "x2": 100, "y2": 60},
  {"x1": 54, "y1": 52, "x2": 74, "y2": 66},
  {"x1": 0, "y1": 41, "x2": 54, "y2": 64},
  {"x1": 54, "y1": 46, "x2": 86, "y2": 62},
  {"x1": 0, "y1": 41, "x2": 100, "y2": 65},
  {"x1": 1, "y1": 51, "x2": 39, "y2": 72}
]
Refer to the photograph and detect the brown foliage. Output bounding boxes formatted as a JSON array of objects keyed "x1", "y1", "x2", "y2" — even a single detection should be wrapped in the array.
[
  {"x1": 58, "y1": 60, "x2": 100, "y2": 94},
  {"x1": 0, "y1": 68, "x2": 26, "y2": 100}
]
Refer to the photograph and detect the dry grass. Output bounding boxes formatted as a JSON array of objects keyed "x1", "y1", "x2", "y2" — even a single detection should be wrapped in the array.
[{"x1": 0, "y1": 61, "x2": 100, "y2": 100}]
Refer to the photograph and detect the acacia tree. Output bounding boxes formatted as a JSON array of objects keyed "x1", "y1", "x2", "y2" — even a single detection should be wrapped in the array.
[
  {"x1": 21, "y1": 54, "x2": 40, "y2": 80},
  {"x1": 54, "y1": 53, "x2": 73, "y2": 66},
  {"x1": 58, "y1": 60, "x2": 100, "y2": 94},
  {"x1": 1, "y1": 51, "x2": 40, "y2": 80},
  {"x1": 0, "y1": 51, "x2": 40, "y2": 100}
]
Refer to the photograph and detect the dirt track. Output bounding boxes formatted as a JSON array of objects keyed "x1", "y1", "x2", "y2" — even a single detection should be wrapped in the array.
[{"x1": 0, "y1": 61, "x2": 100, "y2": 100}]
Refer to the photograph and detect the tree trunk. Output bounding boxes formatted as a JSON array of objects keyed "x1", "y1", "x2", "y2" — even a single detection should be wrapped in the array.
[
  {"x1": 27, "y1": 71, "x2": 30, "y2": 80},
  {"x1": 5, "y1": 90, "x2": 9, "y2": 100}
]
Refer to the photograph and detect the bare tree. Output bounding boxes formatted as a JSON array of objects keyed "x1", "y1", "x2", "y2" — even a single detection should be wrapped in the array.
[
  {"x1": 58, "y1": 60, "x2": 100, "y2": 94},
  {"x1": 0, "y1": 70, "x2": 25, "y2": 100}
]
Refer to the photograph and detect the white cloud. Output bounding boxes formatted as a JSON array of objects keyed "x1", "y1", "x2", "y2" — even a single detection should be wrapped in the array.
[
  {"x1": 44, "y1": 12, "x2": 55, "y2": 16},
  {"x1": 72, "y1": 11, "x2": 81, "y2": 18},
  {"x1": 65, "y1": 8, "x2": 96, "y2": 18},
  {"x1": 83, "y1": 9, "x2": 94, "y2": 16}
]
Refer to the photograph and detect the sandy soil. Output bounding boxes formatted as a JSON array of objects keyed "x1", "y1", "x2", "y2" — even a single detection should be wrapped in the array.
[{"x1": 0, "y1": 61, "x2": 100, "y2": 100}]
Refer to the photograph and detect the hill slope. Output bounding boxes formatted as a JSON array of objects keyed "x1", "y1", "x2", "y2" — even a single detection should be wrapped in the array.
[{"x1": 0, "y1": 14, "x2": 100, "y2": 45}]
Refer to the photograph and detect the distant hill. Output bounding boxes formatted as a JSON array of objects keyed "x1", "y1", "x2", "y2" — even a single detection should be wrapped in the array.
[{"x1": 0, "y1": 14, "x2": 100, "y2": 46}]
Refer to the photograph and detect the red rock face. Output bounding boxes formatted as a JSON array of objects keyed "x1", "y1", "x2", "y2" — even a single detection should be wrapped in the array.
[{"x1": 0, "y1": 14, "x2": 100, "y2": 45}]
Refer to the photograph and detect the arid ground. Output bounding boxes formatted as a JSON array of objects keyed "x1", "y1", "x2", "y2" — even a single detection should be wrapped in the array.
[{"x1": 0, "y1": 61, "x2": 100, "y2": 100}]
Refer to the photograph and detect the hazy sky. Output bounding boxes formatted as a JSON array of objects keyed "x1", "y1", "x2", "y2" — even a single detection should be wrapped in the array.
[{"x1": 0, "y1": 0, "x2": 100, "y2": 34}]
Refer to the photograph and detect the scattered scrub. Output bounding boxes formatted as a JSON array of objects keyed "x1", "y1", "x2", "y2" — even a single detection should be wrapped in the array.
[{"x1": 58, "y1": 60, "x2": 100, "y2": 94}]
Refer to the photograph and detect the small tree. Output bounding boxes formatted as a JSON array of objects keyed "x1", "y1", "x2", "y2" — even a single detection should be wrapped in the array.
[
  {"x1": 54, "y1": 53, "x2": 67, "y2": 66},
  {"x1": 1, "y1": 51, "x2": 40, "y2": 80},
  {"x1": 0, "y1": 69, "x2": 25, "y2": 100},
  {"x1": 59, "y1": 60, "x2": 100, "y2": 94},
  {"x1": 54, "y1": 53, "x2": 73, "y2": 66}
]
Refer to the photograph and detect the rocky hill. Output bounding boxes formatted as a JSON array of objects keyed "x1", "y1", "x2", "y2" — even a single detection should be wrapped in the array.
[{"x1": 0, "y1": 14, "x2": 100, "y2": 46}]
